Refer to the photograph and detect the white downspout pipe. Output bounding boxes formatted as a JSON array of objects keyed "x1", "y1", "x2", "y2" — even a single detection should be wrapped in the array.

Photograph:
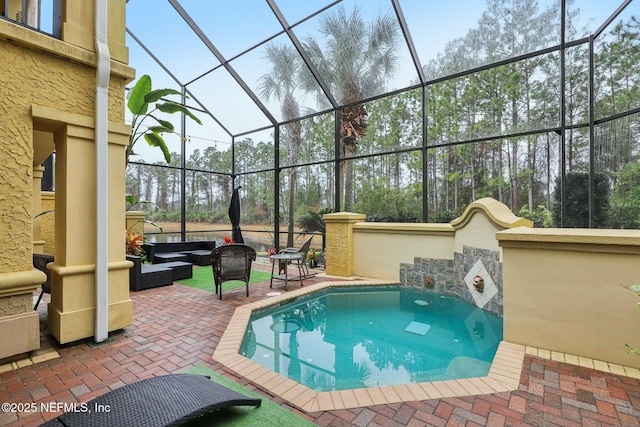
[{"x1": 94, "y1": 0, "x2": 110, "y2": 343}]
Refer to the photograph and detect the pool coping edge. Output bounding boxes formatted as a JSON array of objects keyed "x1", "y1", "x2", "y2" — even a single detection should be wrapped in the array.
[{"x1": 212, "y1": 279, "x2": 524, "y2": 412}]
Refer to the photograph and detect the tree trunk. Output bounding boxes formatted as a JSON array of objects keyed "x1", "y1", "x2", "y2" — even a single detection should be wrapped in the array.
[
  {"x1": 510, "y1": 95, "x2": 518, "y2": 211},
  {"x1": 283, "y1": 96, "x2": 301, "y2": 247},
  {"x1": 341, "y1": 136, "x2": 357, "y2": 212},
  {"x1": 344, "y1": 160, "x2": 354, "y2": 212},
  {"x1": 287, "y1": 169, "x2": 297, "y2": 247}
]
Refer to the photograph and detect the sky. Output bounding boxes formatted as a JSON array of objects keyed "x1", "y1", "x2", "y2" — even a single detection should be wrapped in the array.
[{"x1": 123, "y1": 0, "x2": 635, "y2": 164}]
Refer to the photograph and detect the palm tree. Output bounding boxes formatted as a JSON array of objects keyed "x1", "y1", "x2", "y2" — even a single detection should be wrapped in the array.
[
  {"x1": 258, "y1": 43, "x2": 303, "y2": 246},
  {"x1": 301, "y1": 6, "x2": 400, "y2": 211}
]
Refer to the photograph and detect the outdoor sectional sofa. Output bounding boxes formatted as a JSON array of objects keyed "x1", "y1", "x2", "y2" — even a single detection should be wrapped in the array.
[
  {"x1": 142, "y1": 240, "x2": 217, "y2": 266},
  {"x1": 127, "y1": 255, "x2": 193, "y2": 291}
]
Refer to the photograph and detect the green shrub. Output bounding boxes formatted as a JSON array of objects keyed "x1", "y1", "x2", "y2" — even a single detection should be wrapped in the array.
[
  {"x1": 517, "y1": 205, "x2": 553, "y2": 228},
  {"x1": 609, "y1": 162, "x2": 640, "y2": 229},
  {"x1": 552, "y1": 172, "x2": 609, "y2": 228}
]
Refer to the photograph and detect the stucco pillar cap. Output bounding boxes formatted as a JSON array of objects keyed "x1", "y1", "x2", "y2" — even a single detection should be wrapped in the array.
[{"x1": 323, "y1": 212, "x2": 366, "y2": 222}]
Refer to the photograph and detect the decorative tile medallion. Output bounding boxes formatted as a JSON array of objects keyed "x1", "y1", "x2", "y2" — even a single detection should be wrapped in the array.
[{"x1": 464, "y1": 259, "x2": 498, "y2": 308}]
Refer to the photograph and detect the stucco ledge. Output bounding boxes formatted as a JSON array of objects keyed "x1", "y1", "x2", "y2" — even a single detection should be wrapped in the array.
[
  {"x1": 0, "y1": 270, "x2": 46, "y2": 296},
  {"x1": 323, "y1": 212, "x2": 367, "y2": 223},
  {"x1": 353, "y1": 222, "x2": 454, "y2": 235},
  {"x1": 497, "y1": 227, "x2": 640, "y2": 254},
  {"x1": 0, "y1": 19, "x2": 134, "y2": 80}
]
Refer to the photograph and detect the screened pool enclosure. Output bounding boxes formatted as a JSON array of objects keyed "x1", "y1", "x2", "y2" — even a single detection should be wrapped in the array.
[{"x1": 119, "y1": 0, "x2": 640, "y2": 248}]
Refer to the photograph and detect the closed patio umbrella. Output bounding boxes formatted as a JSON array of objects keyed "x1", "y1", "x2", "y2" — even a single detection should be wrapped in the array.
[{"x1": 229, "y1": 186, "x2": 244, "y2": 243}]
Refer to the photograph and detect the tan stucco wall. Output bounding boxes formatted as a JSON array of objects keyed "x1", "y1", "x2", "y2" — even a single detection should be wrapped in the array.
[
  {"x1": 0, "y1": 1, "x2": 134, "y2": 351},
  {"x1": 453, "y1": 213, "x2": 503, "y2": 260},
  {"x1": 353, "y1": 223, "x2": 454, "y2": 281},
  {"x1": 498, "y1": 228, "x2": 640, "y2": 369},
  {"x1": 350, "y1": 198, "x2": 532, "y2": 281},
  {"x1": 451, "y1": 197, "x2": 533, "y2": 260},
  {"x1": 1, "y1": 10, "x2": 131, "y2": 269}
]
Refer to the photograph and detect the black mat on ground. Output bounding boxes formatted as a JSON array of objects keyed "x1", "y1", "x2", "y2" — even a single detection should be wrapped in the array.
[{"x1": 40, "y1": 374, "x2": 261, "y2": 427}]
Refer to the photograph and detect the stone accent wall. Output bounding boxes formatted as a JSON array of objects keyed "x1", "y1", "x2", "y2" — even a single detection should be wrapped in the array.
[
  {"x1": 400, "y1": 245, "x2": 503, "y2": 317},
  {"x1": 400, "y1": 258, "x2": 454, "y2": 293}
]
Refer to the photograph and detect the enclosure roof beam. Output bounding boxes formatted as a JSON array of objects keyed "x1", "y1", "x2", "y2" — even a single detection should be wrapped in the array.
[
  {"x1": 267, "y1": 0, "x2": 339, "y2": 109},
  {"x1": 169, "y1": 0, "x2": 278, "y2": 126},
  {"x1": 126, "y1": 28, "x2": 234, "y2": 138},
  {"x1": 391, "y1": 0, "x2": 426, "y2": 85}
]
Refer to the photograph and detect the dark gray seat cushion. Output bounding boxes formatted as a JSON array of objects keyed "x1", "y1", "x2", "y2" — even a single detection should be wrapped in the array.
[
  {"x1": 153, "y1": 252, "x2": 189, "y2": 263},
  {"x1": 183, "y1": 250, "x2": 213, "y2": 266},
  {"x1": 160, "y1": 261, "x2": 193, "y2": 281}
]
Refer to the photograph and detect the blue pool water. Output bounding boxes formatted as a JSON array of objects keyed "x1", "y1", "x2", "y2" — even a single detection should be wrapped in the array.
[{"x1": 240, "y1": 286, "x2": 503, "y2": 392}]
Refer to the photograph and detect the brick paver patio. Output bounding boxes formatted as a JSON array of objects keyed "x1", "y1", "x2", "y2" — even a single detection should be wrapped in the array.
[{"x1": 1, "y1": 263, "x2": 639, "y2": 426}]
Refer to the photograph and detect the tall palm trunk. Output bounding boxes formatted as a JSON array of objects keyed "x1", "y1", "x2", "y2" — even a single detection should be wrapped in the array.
[
  {"x1": 340, "y1": 103, "x2": 367, "y2": 211},
  {"x1": 341, "y1": 137, "x2": 357, "y2": 211},
  {"x1": 283, "y1": 94, "x2": 301, "y2": 246},
  {"x1": 257, "y1": 43, "x2": 303, "y2": 246}
]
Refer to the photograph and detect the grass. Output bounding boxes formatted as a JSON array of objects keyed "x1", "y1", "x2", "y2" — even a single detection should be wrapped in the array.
[
  {"x1": 181, "y1": 366, "x2": 315, "y2": 426},
  {"x1": 176, "y1": 266, "x2": 272, "y2": 293}
]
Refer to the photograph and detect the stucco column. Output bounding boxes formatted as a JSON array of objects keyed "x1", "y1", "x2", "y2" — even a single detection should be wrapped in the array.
[
  {"x1": 5, "y1": 0, "x2": 21, "y2": 21},
  {"x1": 0, "y1": 273, "x2": 43, "y2": 360},
  {"x1": 126, "y1": 211, "x2": 146, "y2": 236},
  {"x1": 32, "y1": 106, "x2": 133, "y2": 344},
  {"x1": 58, "y1": 0, "x2": 128, "y2": 64},
  {"x1": 32, "y1": 164, "x2": 45, "y2": 254},
  {"x1": 58, "y1": 0, "x2": 94, "y2": 51},
  {"x1": 40, "y1": 192, "x2": 55, "y2": 254},
  {"x1": 0, "y1": 0, "x2": 133, "y2": 357},
  {"x1": 323, "y1": 212, "x2": 366, "y2": 277},
  {"x1": 0, "y1": 96, "x2": 43, "y2": 361}
]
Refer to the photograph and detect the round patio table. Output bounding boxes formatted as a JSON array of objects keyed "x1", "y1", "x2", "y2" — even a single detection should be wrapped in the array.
[{"x1": 269, "y1": 253, "x2": 304, "y2": 291}]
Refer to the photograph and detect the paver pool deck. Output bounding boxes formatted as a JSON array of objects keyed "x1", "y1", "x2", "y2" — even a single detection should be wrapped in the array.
[{"x1": 1, "y1": 263, "x2": 639, "y2": 426}]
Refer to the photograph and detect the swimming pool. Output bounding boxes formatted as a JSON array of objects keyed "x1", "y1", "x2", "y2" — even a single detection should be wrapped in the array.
[{"x1": 240, "y1": 285, "x2": 503, "y2": 392}]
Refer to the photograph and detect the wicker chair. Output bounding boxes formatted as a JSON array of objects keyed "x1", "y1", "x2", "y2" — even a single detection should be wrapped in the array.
[
  {"x1": 278, "y1": 235, "x2": 313, "y2": 279},
  {"x1": 211, "y1": 244, "x2": 256, "y2": 300}
]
